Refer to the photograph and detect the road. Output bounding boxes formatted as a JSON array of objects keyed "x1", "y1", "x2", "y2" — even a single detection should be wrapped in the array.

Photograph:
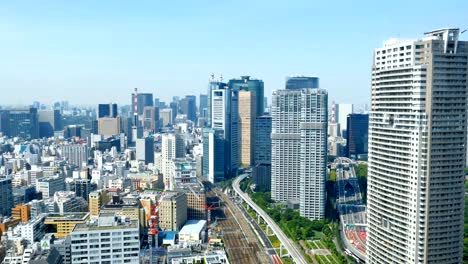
[{"x1": 233, "y1": 174, "x2": 309, "y2": 264}]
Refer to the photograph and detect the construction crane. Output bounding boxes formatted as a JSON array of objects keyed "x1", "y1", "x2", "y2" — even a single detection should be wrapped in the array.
[
  {"x1": 187, "y1": 185, "x2": 219, "y2": 229},
  {"x1": 147, "y1": 200, "x2": 160, "y2": 264}
]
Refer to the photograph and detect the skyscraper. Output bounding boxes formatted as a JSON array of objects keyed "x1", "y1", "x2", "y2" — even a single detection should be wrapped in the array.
[
  {"x1": 238, "y1": 90, "x2": 256, "y2": 166},
  {"x1": 161, "y1": 132, "x2": 185, "y2": 188},
  {"x1": 136, "y1": 137, "x2": 155, "y2": 165},
  {"x1": 285, "y1": 76, "x2": 319, "y2": 90},
  {"x1": 7, "y1": 108, "x2": 39, "y2": 139},
  {"x1": 346, "y1": 114, "x2": 368, "y2": 159},
  {"x1": 38, "y1": 109, "x2": 61, "y2": 138},
  {"x1": 199, "y1": 94, "x2": 208, "y2": 118},
  {"x1": 253, "y1": 115, "x2": 272, "y2": 191},
  {"x1": 136, "y1": 93, "x2": 154, "y2": 116},
  {"x1": 98, "y1": 116, "x2": 121, "y2": 138},
  {"x1": 206, "y1": 80, "x2": 226, "y2": 127},
  {"x1": 0, "y1": 177, "x2": 13, "y2": 217},
  {"x1": 202, "y1": 128, "x2": 225, "y2": 183},
  {"x1": 211, "y1": 86, "x2": 239, "y2": 177},
  {"x1": 336, "y1": 103, "x2": 353, "y2": 136},
  {"x1": 142, "y1": 106, "x2": 159, "y2": 131},
  {"x1": 271, "y1": 79, "x2": 327, "y2": 220},
  {"x1": 180, "y1": 95, "x2": 197, "y2": 123},
  {"x1": 228, "y1": 76, "x2": 264, "y2": 116},
  {"x1": 97, "y1": 103, "x2": 118, "y2": 118},
  {"x1": 367, "y1": 28, "x2": 467, "y2": 264}
]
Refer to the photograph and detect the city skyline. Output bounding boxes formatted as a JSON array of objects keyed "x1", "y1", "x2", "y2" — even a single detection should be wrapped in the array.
[{"x1": 1, "y1": 1, "x2": 467, "y2": 105}]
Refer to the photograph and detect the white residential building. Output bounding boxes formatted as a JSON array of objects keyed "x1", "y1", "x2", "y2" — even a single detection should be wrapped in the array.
[
  {"x1": 271, "y1": 85, "x2": 328, "y2": 220},
  {"x1": 367, "y1": 28, "x2": 467, "y2": 264}
]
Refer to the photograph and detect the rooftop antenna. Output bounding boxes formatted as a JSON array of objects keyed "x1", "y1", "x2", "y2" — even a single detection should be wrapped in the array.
[
  {"x1": 219, "y1": 74, "x2": 223, "y2": 82},
  {"x1": 210, "y1": 73, "x2": 215, "y2": 81}
]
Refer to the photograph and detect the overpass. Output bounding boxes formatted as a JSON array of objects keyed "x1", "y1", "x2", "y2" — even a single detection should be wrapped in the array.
[{"x1": 232, "y1": 174, "x2": 309, "y2": 264}]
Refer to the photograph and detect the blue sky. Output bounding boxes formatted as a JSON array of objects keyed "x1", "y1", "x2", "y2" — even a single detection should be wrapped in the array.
[{"x1": 1, "y1": 0, "x2": 467, "y2": 106}]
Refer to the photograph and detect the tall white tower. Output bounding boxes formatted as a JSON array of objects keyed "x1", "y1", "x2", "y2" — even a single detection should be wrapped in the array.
[
  {"x1": 367, "y1": 28, "x2": 467, "y2": 264},
  {"x1": 271, "y1": 81, "x2": 328, "y2": 220}
]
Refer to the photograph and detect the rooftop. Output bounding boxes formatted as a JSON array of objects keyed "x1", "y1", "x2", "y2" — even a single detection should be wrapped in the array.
[{"x1": 179, "y1": 220, "x2": 207, "y2": 235}]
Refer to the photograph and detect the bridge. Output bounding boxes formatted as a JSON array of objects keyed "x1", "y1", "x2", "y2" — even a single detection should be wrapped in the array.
[
  {"x1": 232, "y1": 174, "x2": 309, "y2": 264},
  {"x1": 335, "y1": 157, "x2": 366, "y2": 262}
]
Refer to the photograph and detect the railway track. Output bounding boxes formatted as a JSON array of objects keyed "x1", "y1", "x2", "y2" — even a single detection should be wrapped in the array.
[{"x1": 209, "y1": 190, "x2": 270, "y2": 264}]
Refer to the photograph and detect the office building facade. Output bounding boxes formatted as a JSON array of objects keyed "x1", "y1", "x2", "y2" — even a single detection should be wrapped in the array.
[
  {"x1": 228, "y1": 76, "x2": 264, "y2": 116},
  {"x1": 211, "y1": 87, "x2": 239, "y2": 177},
  {"x1": 346, "y1": 114, "x2": 369, "y2": 159},
  {"x1": 97, "y1": 103, "x2": 118, "y2": 118},
  {"x1": 253, "y1": 115, "x2": 272, "y2": 191},
  {"x1": 285, "y1": 76, "x2": 319, "y2": 90},
  {"x1": 0, "y1": 177, "x2": 14, "y2": 217},
  {"x1": 6, "y1": 108, "x2": 39, "y2": 139},
  {"x1": 202, "y1": 128, "x2": 225, "y2": 183},
  {"x1": 180, "y1": 95, "x2": 197, "y2": 123},
  {"x1": 238, "y1": 90, "x2": 256, "y2": 166},
  {"x1": 136, "y1": 137, "x2": 154, "y2": 165},
  {"x1": 38, "y1": 110, "x2": 61, "y2": 138},
  {"x1": 367, "y1": 28, "x2": 467, "y2": 264},
  {"x1": 159, "y1": 192, "x2": 187, "y2": 231}
]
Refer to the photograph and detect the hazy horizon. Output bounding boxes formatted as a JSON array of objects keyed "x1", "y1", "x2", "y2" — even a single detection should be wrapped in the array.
[{"x1": 1, "y1": 0, "x2": 467, "y2": 106}]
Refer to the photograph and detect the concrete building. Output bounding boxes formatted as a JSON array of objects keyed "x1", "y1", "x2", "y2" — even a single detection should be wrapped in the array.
[
  {"x1": 159, "y1": 108, "x2": 173, "y2": 127},
  {"x1": 169, "y1": 159, "x2": 197, "y2": 190},
  {"x1": 97, "y1": 116, "x2": 121, "y2": 138},
  {"x1": 206, "y1": 80, "x2": 226, "y2": 127},
  {"x1": 136, "y1": 137, "x2": 154, "y2": 165},
  {"x1": 70, "y1": 213, "x2": 140, "y2": 263},
  {"x1": 271, "y1": 84, "x2": 328, "y2": 220},
  {"x1": 44, "y1": 213, "x2": 89, "y2": 239},
  {"x1": 161, "y1": 133, "x2": 185, "y2": 189},
  {"x1": 60, "y1": 144, "x2": 89, "y2": 168},
  {"x1": 178, "y1": 220, "x2": 207, "y2": 244},
  {"x1": 202, "y1": 128, "x2": 225, "y2": 183},
  {"x1": 159, "y1": 192, "x2": 187, "y2": 231},
  {"x1": 367, "y1": 28, "x2": 467, "y2": 264},
  {"x1": 199, "y1": 94, "x2": 208, "y2": 119},
  {"x1": 142, "y1": 106, "x2": 159, "y2": 131},
  {"x1": 53, "y1": 191, "x2": 85, "y2": 215},
  {"x1": 179, "y1": 95, "x2": 197, "y2": 123},
  {"x1": 0, "y1": 176, "x2": 14, "y2": 216},
  {"x1": 4, "y1": 108, "x2": 39, "y2": 140},
  {"x1": 238, "y1": 90, "x2": 257, "y2": 167},
  {"x1": 88, "y1": 190, "x2": 109, "y2": 219},
  {"x1": 36, "y1": 176, "x2": 65, "y2": 199},
  {"x1": 11, "y1": 204, "x2": 31, "y2": 223},
  {"x1": 174, "y1": 183, "x2": 207, "y2": 221},
  {"x1": 38, "y1": 110, "x2": 61, "y2": 138},
  {"x1": 13, "y1": 214, "x2": 46, "y2": 243}
]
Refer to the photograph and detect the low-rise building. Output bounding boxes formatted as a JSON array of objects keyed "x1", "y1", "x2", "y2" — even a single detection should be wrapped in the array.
[
  {"x1": 159, "y1": 192, "x2": 187, "y2": 231},
  {"x1": 70, "y1": 213, "x2": 140, "y2": 264},
  {"x1": 179, "y1": 220, "x2": 207, "y2": 244},
  {"x1": 44, "y1": 213, "x2": 89, "y2": 239}
]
